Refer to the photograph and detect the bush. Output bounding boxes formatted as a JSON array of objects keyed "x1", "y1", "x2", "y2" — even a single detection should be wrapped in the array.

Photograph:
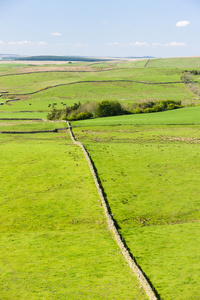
[
  {"x1": 153, "y1": 105, "x2": 163, "y2": 112},
  {"x1": 96, "y1": 100, "x2": 124, "y2": 117},
  {"x1": 139, "y1": 101, "x2": 154, "y2": 109},
  {"x1": 47, "y1": 105, "x2": 62, "y2": 120},
  {"x1": 143, "y1": 107, "x2": 154, "y2": 113},
  {"x1": 132, "y1": 108, "x2": 143, "y2": 114},
  {"x1": 68, "y1": 112, "x2": 93, "y2": 121}
]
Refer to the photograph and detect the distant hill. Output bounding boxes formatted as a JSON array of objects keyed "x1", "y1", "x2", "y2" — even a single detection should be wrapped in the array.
[
  {"x1": 125, "y1": 56, "x2": 155, "y2": 59},
  {"x1": 15, "y1": 55, "x2": 111, "y2": 62},
  {"x1": 0, "y1": 54, "x2": 20, "y2": 60}
]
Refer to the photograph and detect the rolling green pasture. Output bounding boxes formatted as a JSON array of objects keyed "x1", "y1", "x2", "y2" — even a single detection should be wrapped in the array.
[
  {"x1": 115, "y1": 59, "x2": 149, "y2": 68},
  {"x1": 147, "y1": 57, "x2": 200, "y2": 68},
  {"x1": 0, "y1": 81, "x2": 195, "y2": 113},
  {"x1": 0, "y1": 111, "x2": 47, "y2": 119},
  {"x1": 72, "y1": 123, "x2": 200, "y2": 299},
  {"x1": 1, "y1": 57, "x2": 200, "y2": 298},
  {"x1": 0, "y1": 120, "x2": 66, "y2": 131},
  {"x1": 0, "y1": 72, "x2": 82, "y2": 93},
  {"x1": 0, "y1": 63, "x2": 29, "y2": 74},
  {"x1": 0, "y1": 58, "x2": 199, "y2": 118},
  {"x1": 0, "y1": 124, "x2": 147, "y2": 299},
  {"x1": 0, "y1": 67, "x2": 181, "y2": 94},
  {"x1": 71, "y1": 106, "x2": 200, "y2": 127}
]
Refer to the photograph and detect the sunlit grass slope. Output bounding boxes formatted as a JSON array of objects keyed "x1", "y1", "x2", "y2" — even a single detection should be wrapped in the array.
[
  {"x1": 0, "y1": 111, "x2": 48, "y2": 119},
  {"x1": 147, "y1": 57, "x2": 200, "y2": 68},
  {"x1": 0, "y1": 126, "x2": 147, "y2": 299},
  {"x1": 0, "y1": 119, "x2": 66, "y2": 131},
  {"x1": 0, "y1": 58, "x2": 199, "y2": 117},
  {"x1": 71, "y1": 106, "x2": 200, "y2": 127},
  {"x1": 0, "y1": 81, "x2": 195, "y2": 113},
  {"x1": 72, "y1": 124, "x2": 200, "y2": 299}
]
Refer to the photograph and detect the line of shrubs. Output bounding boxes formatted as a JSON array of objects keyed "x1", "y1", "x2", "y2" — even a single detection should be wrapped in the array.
[
  {"x1": 132, "y1": 100, "x2": 183, "y2": 114},
  {"x1": 47, "y1": 99, "x2": 183, "y2": 121}
]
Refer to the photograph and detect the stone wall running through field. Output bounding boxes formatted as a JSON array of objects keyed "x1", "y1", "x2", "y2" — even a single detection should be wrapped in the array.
[{"x1": 67, "y1": 121, "x2": 158, "y2": 300}]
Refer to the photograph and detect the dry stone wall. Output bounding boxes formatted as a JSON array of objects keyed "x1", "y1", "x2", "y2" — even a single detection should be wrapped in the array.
[{"x1": 67, "y1": 121, "x2": 158, "y2": 300}]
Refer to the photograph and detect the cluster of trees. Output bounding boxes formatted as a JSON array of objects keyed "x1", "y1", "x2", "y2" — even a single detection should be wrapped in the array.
[
  {"x1": 132, "y1": 100, "x2": 183, "y2": 114},
  {"x1": 181, "y1": 70, "x2": 200, "y2": 97},
  {"x1": 47, "y1": 99, "x2": 183, "y2": 121}
]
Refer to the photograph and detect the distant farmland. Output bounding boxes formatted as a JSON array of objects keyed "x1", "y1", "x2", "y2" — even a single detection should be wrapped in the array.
[{"x1": 0, "y1": 57, "x2": 200, "y2": 299}]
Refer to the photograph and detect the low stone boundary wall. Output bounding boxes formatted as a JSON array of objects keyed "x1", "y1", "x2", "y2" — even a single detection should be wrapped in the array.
[
  {"x1": 0, "y1": 128, "x2": 66, "y2": 134},
  {"x1": 5, "y1": 79, "x2": 180, "y2": 97},
  {"x1": 67, "y1": 121, "x2": 158, "y2": 300},
  {"x1": 0, "y1": 118, "x2": 43, "y2": 120}
]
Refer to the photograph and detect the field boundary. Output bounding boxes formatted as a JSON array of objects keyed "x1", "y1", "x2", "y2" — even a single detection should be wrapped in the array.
[
  {"x1": 67, "y1": 121, "x2": 158, "y2": 300},
  {"x1": 0, "y1": 118, "x2": 43, "y2": 120},
  {"x1": 4, "y1": 79, "x2": 181, "y2": 97},
  {"x1": 144, "y1": 59, "x2": 151, "y2": 67},
  {"x1": 0, "y1": 128, "x2": 66, "y2": 134},
  {"x1": 0, "y1": 67, "x2": 156, "y2": 77}
]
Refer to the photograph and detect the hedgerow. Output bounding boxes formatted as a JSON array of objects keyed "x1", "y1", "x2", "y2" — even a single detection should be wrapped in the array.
[{"x1": 47, "y1": 99, "x2": 184, "y2": 120}]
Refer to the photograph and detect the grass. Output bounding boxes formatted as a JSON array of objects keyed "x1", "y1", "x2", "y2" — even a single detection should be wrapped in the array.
[
  {"x1": 0, "y1": 81, "x2": 195, "y2": 113},
  {"x1": 147, "y1": 57, "x2": 200, "y2": 68},
  {"x1": 71, "y1": 106, "x2": 200, "y2": 127},
  {"x1": 72, "y1": 123, "x2": 200, "y2": 299},
  {"x1": 0, "y1": 111, "x2": 48, "y2": 119},
  {"x1": 1, "y1": 57, "x2": 200, "y2": 298},
  {"x1": 0, "y1": 60, "x2": 198, "y2": 115},
  {"x1": 0, "y1": 126, "x2": 147, "y2": 299},
  {"x1": 0, "y1": 120, "x2": 67, "y2": 131}
]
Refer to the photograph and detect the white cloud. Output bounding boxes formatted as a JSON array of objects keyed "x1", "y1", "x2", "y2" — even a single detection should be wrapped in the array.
[
  {"x1": 101, "y1": 21, "x2": 108, "y2": 24},
  {"x1": 165, "y1": 42, "x2": 187, "y2": 47},
  {"x1": 152, "y1": 42, "x2": 164, "y2": 46},
  {"x1": 51, "y1": 32, "x2": 61, "y2": 36},
  {"x1": 106, "y1": 41, "x2": 148, "y2": 47},
  {"x1": 176, "y1": 20, "x2": 190, "y2": 27},
  {"x1": 130, "y1": 41, "x2": 148, "y2": 46},
  {"x1": 152, "y1": 42, "x2": 187, "y2": 47},
  {"x1": 0, "y1": 40, "x2": 47, "y2": 46},
  {"x1": 8, "y1": 40, "x2": 31, "y2": 45}
]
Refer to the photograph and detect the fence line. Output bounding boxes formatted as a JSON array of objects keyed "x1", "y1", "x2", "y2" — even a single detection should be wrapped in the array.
[{"x1": 67, "y1": 121, "x2": 158, "y2": 300}]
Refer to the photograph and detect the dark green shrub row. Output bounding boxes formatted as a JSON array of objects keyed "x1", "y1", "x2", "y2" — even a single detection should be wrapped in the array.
[
  {"x1": 183, "y1": 70, "x2": 200, "y2": 75},
  {"x1": 47, "y1": 102, "x2": 82, "y2": 120},
  {"x1": 132, "y1": 100, "x2": 183, "y2": 114},
  {"x1": 96, "y1": 100, "x2": 126, "y2": 117},
  {"x1": 47, "y1": 100, "x2": 127, "y2": 120},
  {"x1": 47, "y1": 99, "x2": 183, "y2": 120},
  {"x1": 68, "y1": 112, "x2": 93, "y2": 121}
]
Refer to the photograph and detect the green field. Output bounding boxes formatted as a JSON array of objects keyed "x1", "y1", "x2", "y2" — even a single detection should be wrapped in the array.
[
  {"x1": 0, "y1": 58, "x2": 199, "y2": 117},
  {"x1": 0, "y1": 124, "x2": 147, "y2": 299},
  {"x1": 72, "y1": 123, "x2": 200, "y2": 299},
  {"x1": 1, "y1": 57, "x2": 200, "y2": 299},
  {"x1": 146, "y1": 57, "x2": 200, "y2": 68},
  {"x1": 71, "y1": 106, "x2": 200, "y2": 126}
]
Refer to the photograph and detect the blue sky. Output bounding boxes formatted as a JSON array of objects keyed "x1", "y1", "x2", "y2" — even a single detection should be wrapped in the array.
[{"x1": 0, "y1": 0, "x2": 199, "y2": 57}]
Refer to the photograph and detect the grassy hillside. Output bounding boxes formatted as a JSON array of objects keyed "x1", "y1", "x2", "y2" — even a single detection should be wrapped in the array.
[
  {"x1": 72, "y1": 123, "x2": 200, "y2": 299},
  {"x1": 146, "y1": 57, "x2": 200, "y2": 68},
  {"x1": 71, "y1": 106, "x2": 200, "y2": 126},
  {"x1": 0, "y1": 122, "x2": 147, "y2": 299},
  {"x1": 1, "y1": 57, "x2": 200, "y2": 298},
  {"x1": 0, "y1": 57, "x2": 199, "y2": 118}
]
